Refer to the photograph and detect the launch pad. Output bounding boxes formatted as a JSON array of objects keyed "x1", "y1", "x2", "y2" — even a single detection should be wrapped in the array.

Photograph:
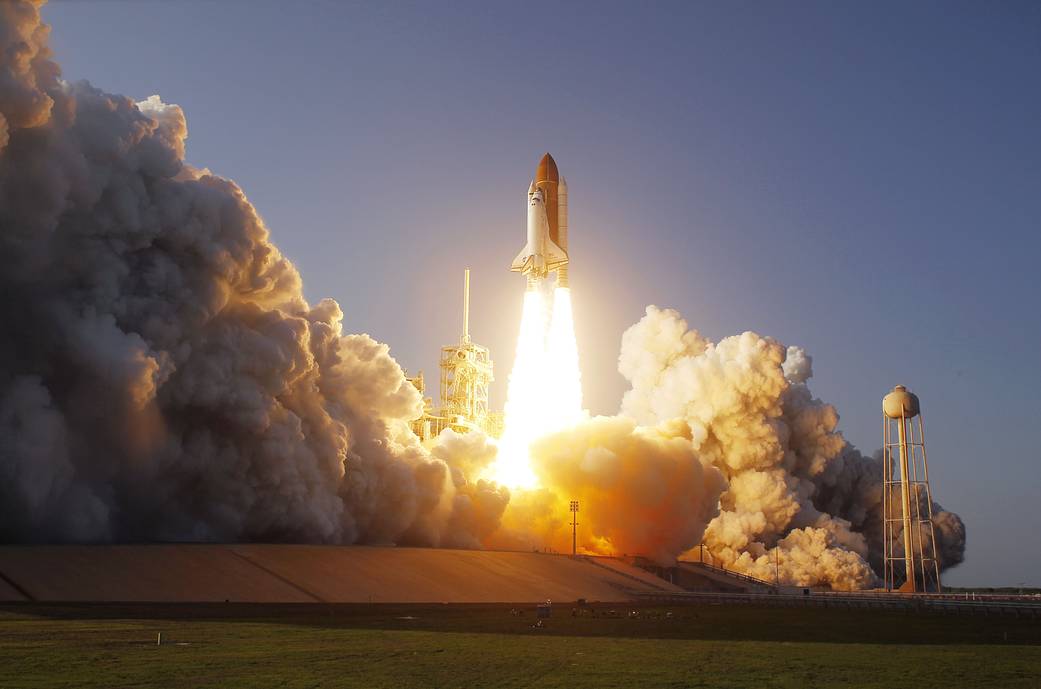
[{"x1": 0, "y1": 544, "x2": 682, "y2": 604}]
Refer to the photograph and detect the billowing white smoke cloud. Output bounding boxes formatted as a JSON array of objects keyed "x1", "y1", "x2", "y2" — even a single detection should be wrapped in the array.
[
  {"x1": 614, "y1": 306, "x2": 965, "y2": 589},
  {"x1": 0, "y1": 4, "x2": 966, "y2": 592},
  {"x1": 0, "y1": 1, "x2": 497, "y2": 547},
  {"x1": 430, "y1": 429, "x2": 511, "y2": 548}
]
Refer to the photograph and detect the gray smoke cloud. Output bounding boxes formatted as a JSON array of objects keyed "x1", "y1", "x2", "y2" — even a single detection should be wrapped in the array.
[
  {"x1": 0, "y1": 1, "x2": 496, "y2": 547},
  {"x1": 615, "y1": 306, "x2": 966, "y2": 589},
  {"x1": 0, "y1": 4, "x2": 967, "y2": 592}
]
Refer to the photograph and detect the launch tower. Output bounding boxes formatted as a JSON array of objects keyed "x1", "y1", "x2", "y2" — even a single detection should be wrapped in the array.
[
  {"x1": 882, "y1": 385, "x2": 943, "y2": 593},
  {"x1": 439, "y1": 269, "x2": 494, "y2": 428},
  {"x1": 407, "y1": 270, "x2": 503, "y2": 442}
]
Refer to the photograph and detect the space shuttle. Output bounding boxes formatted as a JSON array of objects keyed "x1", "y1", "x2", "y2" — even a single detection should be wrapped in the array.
[{"x1": 510, "y1": 153, "x2": 570, "y2": 286}]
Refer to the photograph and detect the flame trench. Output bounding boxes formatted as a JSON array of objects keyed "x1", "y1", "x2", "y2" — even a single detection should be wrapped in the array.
[{"x1": 490, "y1": 286, "x2": 583, "y2": 488}]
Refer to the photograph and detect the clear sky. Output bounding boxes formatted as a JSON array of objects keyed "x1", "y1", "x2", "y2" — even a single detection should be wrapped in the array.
[{"x1": 43, "y1": 0, "x2": 1040, "y2": 586}]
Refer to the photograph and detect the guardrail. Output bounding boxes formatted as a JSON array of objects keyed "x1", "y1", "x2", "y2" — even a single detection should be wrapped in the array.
[
  {"x1": 628, "y1": 589, "x2": 1041, "y2": 617},
  {"x1": 583, "y1": 557, "x2": 677, "y2": 593},
  {"x1": 676, "y1": 560, "x2": 775, "y2": 590},
  {"x1": 814, "y1": 589, "x2": 1041, "y2": 603}
]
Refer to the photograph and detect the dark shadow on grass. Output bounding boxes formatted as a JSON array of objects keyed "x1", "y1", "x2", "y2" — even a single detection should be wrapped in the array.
[{"x1": 2, "y1": 602, "x2": 1039, "y2": 646}]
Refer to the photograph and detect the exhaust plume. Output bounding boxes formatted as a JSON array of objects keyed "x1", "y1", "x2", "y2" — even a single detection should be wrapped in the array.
[
  {"x1": 0, "y1": 1, "x2": 497, "y2": 548},
  {"x1": 525, "y1": 416, "x2": 726, "y2": 563},
  {"x1": 1, "y1": 4, "x2": 965, "y2": 593},
  {"x1": 613, "y1": 306, "x2": 965, "y2": 588}
]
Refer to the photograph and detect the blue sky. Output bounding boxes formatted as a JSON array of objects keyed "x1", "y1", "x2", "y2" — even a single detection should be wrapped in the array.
[{"x1": 44, "y1": 0, "x2": 1040, "y2": 586}]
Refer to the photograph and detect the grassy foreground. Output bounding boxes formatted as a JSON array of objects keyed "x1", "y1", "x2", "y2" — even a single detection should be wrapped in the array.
[{"x1": 1, "y1": 603, "x2": 1039, "y2": 688}]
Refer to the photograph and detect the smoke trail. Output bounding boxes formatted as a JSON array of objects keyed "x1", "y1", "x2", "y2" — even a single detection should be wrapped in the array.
[
  {"x1": 615, "y1": 306, "x2": 965, "y2": 588},
  {"x1": 493, "y1": 305, "x2": 964, "y2": 589},
  {"x1": 0, "y1": 4, "x2": 966, "y2": 590},
  {"x1": 527, "y1": 416, "x2": 726, "y2": 562},
  {"x1": 0, "y1": 1, "x2": 496, "y2": 547}
]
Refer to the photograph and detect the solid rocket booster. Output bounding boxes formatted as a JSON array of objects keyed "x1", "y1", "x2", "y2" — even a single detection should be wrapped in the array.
[{"x1": 510, "y1": 153, "x2": 569, "y2": 286}]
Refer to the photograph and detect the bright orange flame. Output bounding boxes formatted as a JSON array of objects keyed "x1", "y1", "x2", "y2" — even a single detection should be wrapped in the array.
[{"x1": 488, "y1": 284, "x2": 583, "y2": 489}]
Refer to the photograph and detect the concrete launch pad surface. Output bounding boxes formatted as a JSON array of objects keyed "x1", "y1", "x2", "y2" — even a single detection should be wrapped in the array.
[
  {"x1": 0, "y1": 545, "x2": 684, "y2": 603},
  {"x1": 0, "y1": 574, "x2": 27, "y2": 602}
]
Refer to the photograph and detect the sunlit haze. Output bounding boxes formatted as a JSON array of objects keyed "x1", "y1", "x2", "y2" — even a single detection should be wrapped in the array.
[{"x1": 37, "y1": 1, "x2": 1041, "y2": 587}]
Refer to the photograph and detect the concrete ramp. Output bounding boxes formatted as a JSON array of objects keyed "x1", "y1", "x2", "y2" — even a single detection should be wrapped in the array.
[
  {"x1": 0, "y1": 546, "x2": 317, "y2": 603},
  {"x1": 673, "y1": 561, "x2": 775, "y2": 593},
  {"x1": 583, "y1": 557, "x2": 679, "y2": 592},
  {"x1": 233, "y1": 545, "x2": 683, "y2": 603},
  {"x1": 0, "y1": 545, "x2": 686, "y2": 603},
  {"x1": 0, "y1": 573, "x2": 29, "y2": 602}
]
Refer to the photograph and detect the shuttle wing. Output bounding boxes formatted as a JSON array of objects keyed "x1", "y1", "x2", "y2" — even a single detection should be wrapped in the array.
[
  {"x1": 544, "y1": 238, "x2": 568, "y2": 271},
  {"x1": 510, "y1": 245, "x2": 537, "y2": 273}
]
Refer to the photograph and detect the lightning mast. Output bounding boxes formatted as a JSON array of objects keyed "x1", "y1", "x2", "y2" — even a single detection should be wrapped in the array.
[{"x1": 438, "y1": 269, "x2": 500, "y2": 435}]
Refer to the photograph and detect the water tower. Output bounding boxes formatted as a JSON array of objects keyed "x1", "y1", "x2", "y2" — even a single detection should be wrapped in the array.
[{"x1": 882, "y1": 385, "x2": 942, "y2": 593}]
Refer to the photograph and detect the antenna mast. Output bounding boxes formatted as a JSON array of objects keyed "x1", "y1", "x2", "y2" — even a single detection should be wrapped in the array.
[{"x1": 463, "y1": 269, "x2": 470, "y2": 343}]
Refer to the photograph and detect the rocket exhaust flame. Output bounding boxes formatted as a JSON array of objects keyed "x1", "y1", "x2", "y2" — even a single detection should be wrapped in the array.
[
  {"x1": 489, "y1": 150, "x2": 964, "y2": 584},
  {"x1": 490, "y1": 288, "x2": 549, "y2": 489},
  {"x1": 0, "y1": 6, "x2": 965, "y2": 592},
  {"x1": 488, "y1": 284, "x2": 584, "y2": 489},
  {"x1": 545, "y1": 288, "x2": 583, "y2": 429},
  {"x1": 491, "y1": 154, "x2": 584, "y2": 489}
]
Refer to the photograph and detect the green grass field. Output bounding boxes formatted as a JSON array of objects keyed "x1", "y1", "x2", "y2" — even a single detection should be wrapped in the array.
[{"x1": 1, "y1": 603, "x2": 1039, "y2": 688}]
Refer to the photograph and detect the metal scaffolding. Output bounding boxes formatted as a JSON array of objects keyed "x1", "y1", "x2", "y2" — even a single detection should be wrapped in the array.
[{"x1": 408, "y1": 270, "x2": 503, "y2": 442}]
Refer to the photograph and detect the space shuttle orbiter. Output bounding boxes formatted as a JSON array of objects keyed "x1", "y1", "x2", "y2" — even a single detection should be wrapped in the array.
[{"x1": 510, "y1": 153, "x2": 569, "y2": 286}]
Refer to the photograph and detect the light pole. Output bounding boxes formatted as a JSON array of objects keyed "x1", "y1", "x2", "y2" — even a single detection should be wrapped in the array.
[{"x1": 569, "y1": 500, "x2": 579, "y2": 556}]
